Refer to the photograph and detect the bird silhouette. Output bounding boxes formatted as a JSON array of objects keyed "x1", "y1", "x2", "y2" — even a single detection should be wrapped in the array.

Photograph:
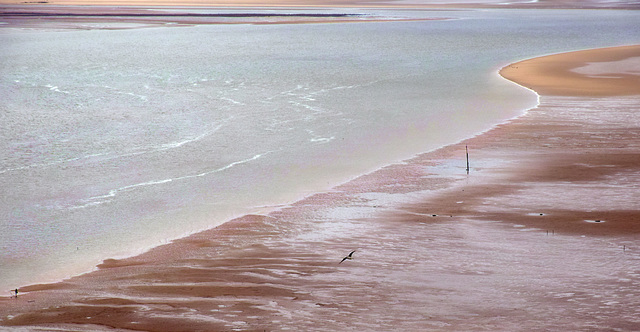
[{"x1": 339, "y1": 250, "x2": 356, "y2": 264}]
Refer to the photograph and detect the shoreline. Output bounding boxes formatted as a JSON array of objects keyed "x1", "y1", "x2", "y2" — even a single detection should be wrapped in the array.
[
  {"x1": 2, "y1": 0, "x2": 640, "y2": 31},
  {"x1": 1, "y1": 44, "x2": 639, "y2": 329},
  {"x1": 0, "y1": 7, "x2": 446, "y2": 28},
  {"x1": 2, "y1": 0, "x2": 640, "y2": 9}
]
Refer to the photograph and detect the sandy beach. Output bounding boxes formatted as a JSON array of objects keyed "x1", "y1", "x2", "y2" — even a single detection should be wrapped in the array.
[{"x1": 1, "y1": 19, "x2": 639, "y2": 329}]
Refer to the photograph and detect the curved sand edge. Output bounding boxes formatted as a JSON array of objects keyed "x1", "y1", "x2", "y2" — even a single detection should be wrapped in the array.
[{"x1": 500, "y1": 44, "x2": 640, "y2": 96}]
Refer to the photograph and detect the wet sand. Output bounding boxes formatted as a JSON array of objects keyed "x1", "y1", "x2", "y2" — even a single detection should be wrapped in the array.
[
  {"x1": 1, "y1": 39, "x2": 639, "y2": 330},
  {"x1": 2, "y1": 0, "x2": 639, "y2": 30},
  {"x1": 2, "y1": 0, "x2": 640, "y2": 9},
  {"x1": 0, "y1": 6, "x2": 443, "y2": 29}
]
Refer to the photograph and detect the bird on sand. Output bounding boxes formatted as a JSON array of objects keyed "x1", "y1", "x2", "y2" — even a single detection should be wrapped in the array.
[{"x1": 339, "y1": 250, "x2": 356, "y2": 264}]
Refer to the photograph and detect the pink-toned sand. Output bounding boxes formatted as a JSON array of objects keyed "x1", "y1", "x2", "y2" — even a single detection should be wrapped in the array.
[
  {"x1": 501, "y1": 45, "x2": 640, "y2": 97},
  {"x1": 2, "y1": 0, "x2": 639, "y2": 30},
  {"x1": 2, "y1": 0, "x2": 640, "y2": 8},
  {"x1": 0, "y1": 6, "x2": 444, "y2": 29},
  {"x1": 1, "y1": 15, "x2": 639, "y2": 332}
]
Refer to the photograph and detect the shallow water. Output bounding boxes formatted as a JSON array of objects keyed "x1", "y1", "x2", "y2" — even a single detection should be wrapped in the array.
[{"x1": 0, "y1": 8, "x2": 639, "y2": 290}]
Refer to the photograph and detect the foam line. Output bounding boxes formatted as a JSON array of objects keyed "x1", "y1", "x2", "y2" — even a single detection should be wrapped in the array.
[{"x1": 72, "y1": 152, "x2": 272, "y2": 210}]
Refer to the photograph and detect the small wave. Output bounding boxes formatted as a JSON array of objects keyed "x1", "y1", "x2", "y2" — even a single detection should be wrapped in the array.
[
  {"x1": 96, "y1": 85, "x2": 148, "y2": 101},
  {"x1": 159, "y1": 124, "x2": 224, "y2": 150},
  {"x1": 220, "y1": 97, "x2": 245, "y2": 106},
  {"x1": 0, "y1": 121, "x2": 229, "y2": 175},
  {"x1": 306, "y1": 129, "x2": 335, "y2": 144},
  {"x1": 44, "y1": 84, "x2": 70, "y2": 94},
  {"x1": 265, "y1": 85, "x2": 308, "y2": 101},
  {"x1": 310, "y1": 136, "x2": 335, "y2": 143},
  {"x1": 67, "y1": 199, "x2": 110, "y2": 210},
  {"x1": 110, "y1": 122, "x2": 227, "y2": 160},
  {"x1": 120, "y1": 91, "x2": 147, "y2": 101},
  {"x1": 0, "y1": 152, "x2": 110, "y2": 175},
  {"x1": 307, "y1": 79, "x2": 385, "y2": 98},
  {"x1": 68, "y1": 152, "x2": 273, "y2": 210},
  {"x1": 289, "y1": 100, "x2": 323, "y2": 114}
]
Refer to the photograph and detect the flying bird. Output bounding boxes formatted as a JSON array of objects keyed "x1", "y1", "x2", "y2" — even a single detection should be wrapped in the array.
[{"x1": 339, "y1": 250, "x2": 356, "y2": 264}]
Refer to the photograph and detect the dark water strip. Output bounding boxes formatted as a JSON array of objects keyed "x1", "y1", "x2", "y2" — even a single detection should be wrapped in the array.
[{"x1": 1, "y1": 12, "x2": 365, "y2": 18}]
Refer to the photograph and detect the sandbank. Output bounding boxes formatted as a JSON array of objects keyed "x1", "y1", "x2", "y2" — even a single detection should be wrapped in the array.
[
  {"x1": 1, "y1": 0, "x2": 640, "y2": 9},
  {"x1": 0, "y1": 6, "x2": 443, "y2": 29},
  {"x1": 500, "y1": 45, "x2": 640, "y2": 96},
  {"x1": 2, "y1": 0, "x2": 639, "y2": 30},
  {"x1": 1, "y1": 41, "x2": 639, "y2": 330}
]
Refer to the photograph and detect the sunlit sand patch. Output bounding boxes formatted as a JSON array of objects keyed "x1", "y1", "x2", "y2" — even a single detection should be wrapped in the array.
[
  {"x1": 500, "y1": 45, "x2": 640, "y2": 96},
  {"x1": 572, "y1": 57, "x2": 640, "y2": 78}
]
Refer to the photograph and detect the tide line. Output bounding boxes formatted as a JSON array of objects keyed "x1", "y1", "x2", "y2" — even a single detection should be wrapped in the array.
[
  {"x1": 70, "y1": 151, "x2": 275, "y2": 210},
  {"x1": 0, "y1": 121, "x2": 229, "y2": 175}
]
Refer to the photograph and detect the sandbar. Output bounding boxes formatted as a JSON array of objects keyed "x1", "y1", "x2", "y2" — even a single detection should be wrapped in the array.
[
  {"x1": 0, "y1": 6, "x2": 444, "y2": 29},
  {"x1": 500, "y1": 45, "x2": 640, "y2": 96},
  {"x1": 1, "y1": 0, "x2": 640, "y2": 9}
]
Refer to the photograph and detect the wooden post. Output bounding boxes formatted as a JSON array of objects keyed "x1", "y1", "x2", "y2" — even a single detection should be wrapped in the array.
[{"x1": 466, "y1": 145, "x2": 470, "y2": 175}]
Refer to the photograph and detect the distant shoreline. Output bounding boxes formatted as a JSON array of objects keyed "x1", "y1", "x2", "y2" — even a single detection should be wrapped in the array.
[
  {"x1": 1, "y1": 0, "x2": 640, "y2": 9},
  {"x1": 0, "y1": 7, "x2": 443, "y2": 28},
  {"x1": 1, "y1": 12, "x2": 365, "y2": 17}
]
